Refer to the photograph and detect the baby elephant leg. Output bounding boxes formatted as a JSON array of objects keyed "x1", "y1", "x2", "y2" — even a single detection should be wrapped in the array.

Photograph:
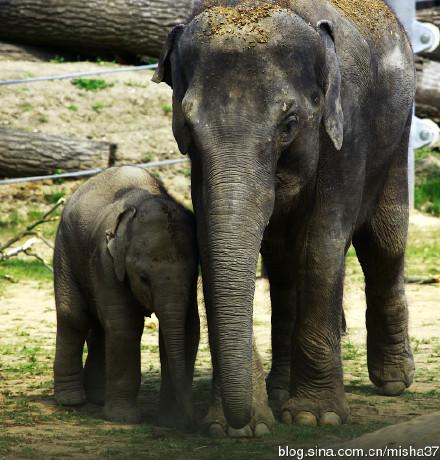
[
  {"x1": 54, "y1": 258, "x2": 89, "y2": 406},
  {"x1": 103, "y1": 303, "x2": 144, "y2": 424},
  {"x1": 84, "y1": 324, "x2": 106, "y2": 405}
]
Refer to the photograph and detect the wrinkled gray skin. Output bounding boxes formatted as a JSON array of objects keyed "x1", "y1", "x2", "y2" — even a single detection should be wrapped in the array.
[
  {"x1": 154, "y1": 0, "x2": 416, "y2": 436},
  {"x1": 53, "y1": 166, "x2": 199, "y2": 429}
]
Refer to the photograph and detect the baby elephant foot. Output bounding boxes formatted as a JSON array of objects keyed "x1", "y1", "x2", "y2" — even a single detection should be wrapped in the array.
[
  {"x1": 104, "y1": 401, "x2": 142, "y2": 424},
  {"x1": 203, "y1": 401, "x2": 275, "y2": 438},
  {"x1": 54, "y1": 376, "x2": 86, "y2": 406},
  {"x1": 368, "y1": 335, "x2": 415, "y2": 396},
  {"x1": 55, "y1": 388, "x2": 86, "y2": 406},
  {"x1": 281, "y1": 395, "x2": 350, "y2": 427}
]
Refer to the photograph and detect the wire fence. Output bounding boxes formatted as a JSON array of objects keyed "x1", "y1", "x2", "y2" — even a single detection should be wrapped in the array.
[
  {"x1": 0, "y1": 158, "x2": 190, "y2": 186},
  {"x1": 0, "y1": 61, "x2": 189, "y2": 186},
  {"x1": 0, "y1": 63, "x2": 158, "y2": 86}
]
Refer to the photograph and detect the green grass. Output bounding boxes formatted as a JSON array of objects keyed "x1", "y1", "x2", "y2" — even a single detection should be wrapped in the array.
[
  {"x1": 92, "y1": 100, "x2": 106, "y2": 113},
  {"x1": 72, "y1": 78, "x2": 113, "y2": 92},
  {"x1": 415, "y1": 147, "x2": 440, "y2": 216},
  {"x1": 49, "y1": 56, "x2": 65, "y2": 64},
  {"x1": 142, "y1": 154, "x2": 154, "y2": 163},
  {"x1": 161, "y1": 104, "x2": 172, "y2": 115},
  {"x1": 67, "y1": 104, "x2": 78, "y2": 112},
  {"x1": 415, "y1": 175, "x2": 440, "y2": 216},
  {"x1": 0, "y1": 259, "x2": 53, "y2": 282},
  {"x1": 19, "y1": 102, "x2": 33, "y2": 112},
  {"x1": 44, "y1": 189, "x2": 66, "y2": 204}
]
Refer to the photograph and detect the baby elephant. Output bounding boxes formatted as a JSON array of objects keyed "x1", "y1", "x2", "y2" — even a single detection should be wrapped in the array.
[{"x1": 53, "y1": 166, "x2": 199, "y2": 428}]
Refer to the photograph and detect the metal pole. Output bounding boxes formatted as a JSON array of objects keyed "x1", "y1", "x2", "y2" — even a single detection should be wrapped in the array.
[{"x1": 385, "y1": 0, "x2": 440, "y2": 209}]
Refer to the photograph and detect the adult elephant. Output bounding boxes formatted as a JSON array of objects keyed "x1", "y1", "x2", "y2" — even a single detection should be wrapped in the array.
[{"x1": 154, "y1": 0, "x2": 415, "y2": 436}]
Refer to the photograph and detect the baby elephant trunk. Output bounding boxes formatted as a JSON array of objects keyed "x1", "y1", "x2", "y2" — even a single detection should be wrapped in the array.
[{"x1": 156, "y1": 299, "x2": 199, "y2": 429}]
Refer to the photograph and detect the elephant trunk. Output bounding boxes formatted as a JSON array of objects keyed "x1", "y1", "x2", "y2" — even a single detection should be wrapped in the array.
[
  {"x1": 198, "y1": 161, "x2": 274, "y2": 429},
  {"x1": 157, "y1": 304, "x2": 194, "y2": 421}
]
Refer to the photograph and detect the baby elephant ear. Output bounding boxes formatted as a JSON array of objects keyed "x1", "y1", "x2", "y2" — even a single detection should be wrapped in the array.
[
  {"x1": 106, "y1": 207, "x2": 136, "y2": 282},
  {"x1": 317, "y1": 20, "x2": 344, "y2": 151},
  {"x1": 152, "y1": 24, "x2": 185, "y2": 87}
]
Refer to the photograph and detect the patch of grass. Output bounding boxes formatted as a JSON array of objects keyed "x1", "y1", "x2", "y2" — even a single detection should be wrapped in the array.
[
  {"x1": 181, "y1": 168, "x2": 191, "y2": 178},
  {"x1": 0, "y1": 209, "x2": 20, "y2": 228},
  {"x1": 19, "y1": 102, "x2": 33, "y2": 112},
  {"x1": 415, "y1": 175, "x2": 440, "y2": 216},
  {"x1": 37, "y1": 114, "x2": 48, "y2": 123},
  {"x1": 67, "y1": 104, "x2": 78, "y2": 112},
  {"x1": 161, "y1": 104, "x2": 172, "y2": 115},
  {"x1": 72, "y1": 78, "x2": 113, "y2": 92},
  {"x1": 142, "y1": 154, "x2": 154, "y2": 163},
  {"x1": 143, "y1": 57, "x2": 158, "y2": 65},
  {"x1": 342, "y1": 341, "x2": 363, "y2": 361},
  {"x1": 92, "y1": 100, "x2": 106, "y2": 113},
  {"x1": 0, "y1": 259, "x2": 53, "y2": 283},
  {"x1": 50, "y1": 56, "x2": 65, "y2": 64},
  {"x1": 44, "y1": 189, "x2": 66, "y2": 204},
  {"x1": 27, "y1": 209, "x2": 44, "y2": 221},
  {"x1": 415, "y1": 146, "x2": 435, "y2": 162}
]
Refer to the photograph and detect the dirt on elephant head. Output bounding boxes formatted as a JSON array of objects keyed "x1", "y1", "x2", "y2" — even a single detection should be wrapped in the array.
[
  {"x1": 200, "y1": 1, "x2": 289, "y2": 45},
  {"x1": 199, "y1": 0, "x2": 397, "y2": 39},
  {"x1": 329, "y1": 0, "x2": 396, "y2": 35}
]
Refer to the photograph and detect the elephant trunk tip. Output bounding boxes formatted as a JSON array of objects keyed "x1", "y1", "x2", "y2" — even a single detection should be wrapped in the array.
[{"x1": 224, "y1": 406, "x2": 252, "y2": 430}]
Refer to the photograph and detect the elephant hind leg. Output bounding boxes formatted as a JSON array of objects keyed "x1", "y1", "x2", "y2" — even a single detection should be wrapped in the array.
[
  {"x1": 54, "y1": 251, "x2": 90, "y2": 406},
  {"x1": 84, "y1": 324, "x2": 106, "y2": 405},
  {"x1": 353, "y1": 169, "x2": 414, "y2": 396}
]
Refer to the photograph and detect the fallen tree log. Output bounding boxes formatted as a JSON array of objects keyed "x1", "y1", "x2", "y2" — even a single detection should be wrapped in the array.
[
  {"x1": 0, "y1": 0, "x2": 199, "y2": 61},
  {"x1": 416, "y1": 57, "x2": 440, "y2": 124},
  {"x1": 417, "y1": 5, "x2": 440, "y2": 62},
  {"x1": 0, "y1": 129, "x2": 116, "y2": 177}
]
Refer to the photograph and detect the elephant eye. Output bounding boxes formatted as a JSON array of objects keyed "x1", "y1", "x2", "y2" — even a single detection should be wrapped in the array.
[
  {"x1": 140, "y1": 273, "x2": 150, "y2": 284},
  {"x1": 280, "y1": 113, "x2": 299, "y2": 144}
]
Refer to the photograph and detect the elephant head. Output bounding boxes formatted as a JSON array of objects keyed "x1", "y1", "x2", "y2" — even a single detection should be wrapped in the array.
[
  {"x1": 106, "y1": 197, "x2": 199, "y2": 426},
  {"x1": 153, "y1": 4, "x2": 343, "y2": 429}
]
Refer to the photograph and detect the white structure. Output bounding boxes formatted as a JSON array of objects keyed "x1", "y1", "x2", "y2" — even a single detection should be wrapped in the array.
[{"x1": 385, "y1": 0, "x2": 440, "y2": 207}]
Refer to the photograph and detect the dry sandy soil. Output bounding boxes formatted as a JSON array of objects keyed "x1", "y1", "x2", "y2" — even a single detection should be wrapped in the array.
[{"x1": 0, "y1": 60, "x2": 439, "y2": 459}]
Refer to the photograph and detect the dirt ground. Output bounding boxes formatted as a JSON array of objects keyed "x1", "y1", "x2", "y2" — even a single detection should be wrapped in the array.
[{"x1": 0, "y1": 61, "x2": 439, "y2": 459}]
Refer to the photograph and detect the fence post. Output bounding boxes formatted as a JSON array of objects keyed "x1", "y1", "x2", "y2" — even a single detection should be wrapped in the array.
[{"x1": 384, "y1": 0, "x2": 440, "y2": 208}]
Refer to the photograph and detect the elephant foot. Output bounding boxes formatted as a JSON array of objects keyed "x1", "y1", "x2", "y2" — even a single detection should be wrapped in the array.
[
  {"x1": 104, "y1": 401, "x2": 142, "y2": 424},
  {"x1": 368, "y1": 335, "x2": 415, "y2": 396},
  {"x1": 54, "y1": 374, "x2": 86, "y2": 406},
  {"x1": 85, "y1": 386, "x2": 105, "y2": 405},
  {"x1": 203, "y1": 400, "x2": 274, "y2": 438},
  {"x1": 157, "y1": 408, "x2": 197, "y2": 432},
  {"x1": 281, "y1": 395, "x2": 350, "y2": 427},
  {"x1": 55, "y1": 388, "x2": 86, "y2": 406},
  {"x1": 266, "y1": 365, "x2": 290, "y2": 409}
]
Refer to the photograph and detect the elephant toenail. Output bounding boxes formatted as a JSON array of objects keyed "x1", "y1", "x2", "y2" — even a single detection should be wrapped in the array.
[
  {"x1": 254, "y1": 423, "x2": 270, "y2": 437},
  {"x1": 293, "y1": 411, "x2": 317, "y2": 426},
  {"x1": 381, "y1": 381, "x2": 406, "y2": 396},
  {"x1": 319, "y1": 412, "x2": 341, "y2": 426},
  {"x1": 208, "y1": 423, "x2": 226, "y2": 438},
  {"x1": 281, "y1": 410, "x2": 293, "y2": 425},
  {"x1": 228, "y1": 425, "x2": 253, "y2": 438}
]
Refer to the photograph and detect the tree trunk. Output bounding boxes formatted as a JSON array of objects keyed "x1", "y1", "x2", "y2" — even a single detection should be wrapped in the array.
[
  {"x1": 0, "y1": 0, "x2": 200, "y2": 61},
  {"x1": 416, "y1": 57, "x2": 440, "y2": 124},
  {"x1": 417, "y1": 6, "x2": 440, "y2": 62},
  {"x1": 0, "y1": 129, "x2": 116, "y2": 177}
]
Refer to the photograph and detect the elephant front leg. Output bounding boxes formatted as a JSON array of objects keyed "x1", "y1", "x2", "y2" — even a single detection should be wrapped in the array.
[
  {"x1": 103, "y1": 304, "x2": 144, "y2": 424},
  {"x1": 203, "y1": 338, "x2": 275, "y2": 438},
  {"x1": 281, "y1": 236, "x2": 350, "y2": 427}
]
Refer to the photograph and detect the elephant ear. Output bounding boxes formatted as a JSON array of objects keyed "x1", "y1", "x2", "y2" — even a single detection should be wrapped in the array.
[
  {"x1": 106, "y1": 207, "x2": 136, "y2": 282},
  {"x1": 152, "y1": 24, "x2": 191, "y2": 155},
  {"x1": 317, "y1": 20, "x2": 344, "y2": 151},
  {"x1": 152, "y1": 24, "x2": 185, "y2": 88}
]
